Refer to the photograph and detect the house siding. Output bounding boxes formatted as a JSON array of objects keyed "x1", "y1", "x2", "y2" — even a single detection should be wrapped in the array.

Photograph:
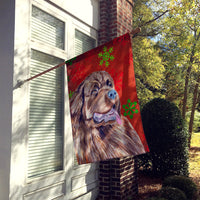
[{"x1": 8, "y1": 0, "x2": 99, "y2": 199}]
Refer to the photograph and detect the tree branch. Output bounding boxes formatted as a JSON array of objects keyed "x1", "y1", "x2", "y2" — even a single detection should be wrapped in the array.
[{"x1": 140, "y1": 10, "x2": 169, "y2": 27}]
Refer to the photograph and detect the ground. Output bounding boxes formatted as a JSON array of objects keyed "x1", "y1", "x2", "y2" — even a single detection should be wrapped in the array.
[
  {"x1": 135, "y1": 132, "x2": 200, "y2": 200},
  {"x1": 189, "y1": 132, "x2": 200, "y2": 192}
]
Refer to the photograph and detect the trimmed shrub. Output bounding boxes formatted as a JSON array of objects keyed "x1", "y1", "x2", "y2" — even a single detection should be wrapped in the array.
[
  {"x1": 159, "y1": 186, "x2": 187, "y2": 200},
  {"x1": 141, "y1": 98, "x2": 189, "y2": 177},
  {"x1": 163, "y1": 175, "x2": 198, "y2": 200}
]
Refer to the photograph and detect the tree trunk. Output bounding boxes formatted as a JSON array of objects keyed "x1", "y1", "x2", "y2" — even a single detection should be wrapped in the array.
[
  {"x1": 188, "y1": 74, "x2": 200, "y2": 148},
  {"x1": 182, "y1": 65, "x2": 192, "y2": 119},
  {"x1": 182, "y1": 32, "x2": 199, "y2": 119},
  {"x1": 197, "y1": 91, "x2": 200, "y2": 104}
]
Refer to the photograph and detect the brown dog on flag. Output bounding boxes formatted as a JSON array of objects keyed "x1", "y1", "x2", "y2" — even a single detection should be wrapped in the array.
[{"x1": 70, "y1": 71, "x2": 145, "y2": 164}]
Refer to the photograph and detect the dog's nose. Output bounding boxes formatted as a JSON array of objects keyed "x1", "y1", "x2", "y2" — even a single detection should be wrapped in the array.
[{"x1": 108, "y1": 89, "x2": 117, "y2": 100}]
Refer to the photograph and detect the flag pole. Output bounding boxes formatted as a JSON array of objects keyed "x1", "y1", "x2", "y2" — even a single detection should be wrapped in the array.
[
  {"x1": 130, "y1": 27, "x2": 141, "y2": 38},
  {"x1": 15, "y1": 61, "x2": 66, "y2": 88},
  {"x1": 15, "y1": 28, "x2": 141, "y2": 89}
]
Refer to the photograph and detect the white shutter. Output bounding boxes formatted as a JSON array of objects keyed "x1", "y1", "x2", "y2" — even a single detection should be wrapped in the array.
[
  {"x1": 73, "y1": 30, "x2": 96, "y2": 165},
  {"x1": 28, "y1": 50, "x2": 64, "y2": 178},
  {"x1": 31, "y1": 6, "x2": 64, "y2": 49},
  {"x1": 28, "y1": 6, "x2": 65, "y2": 179},
  {"x1": 75, "y1": 29, "x2": 96, "y2": 56}
]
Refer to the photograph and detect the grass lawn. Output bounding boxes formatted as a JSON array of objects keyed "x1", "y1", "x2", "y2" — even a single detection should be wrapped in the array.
[{"x1": 189, "y1": 132, "x2": 200, "y2": 190}]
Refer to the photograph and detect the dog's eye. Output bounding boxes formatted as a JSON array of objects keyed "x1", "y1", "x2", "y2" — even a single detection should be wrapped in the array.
[
  {"x1": 91, "y1": 89, "x2": 98, "y2": 96},
  {"x1": 106, "y1": 79, "x2": 112, "y2": 87},
  {"x1": 91, "y1": 86, "x2": 99, "y2": 96}
]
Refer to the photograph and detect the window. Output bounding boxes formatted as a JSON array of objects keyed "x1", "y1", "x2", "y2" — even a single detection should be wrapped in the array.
[
  {"x1": 31, "y1": 6, "x2": 65, "y2": 49},
  {"x1": 75, "y1": 29, "x2": 96, "y2": 56},
  {"x1": 28, "y1": 6, "x2": 65, "y2": 178}
]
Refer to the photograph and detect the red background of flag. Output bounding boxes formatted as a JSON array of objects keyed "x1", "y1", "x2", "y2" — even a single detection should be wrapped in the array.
[{"x1": 67, "y1": 33, "x2": 149, "y2": 152}]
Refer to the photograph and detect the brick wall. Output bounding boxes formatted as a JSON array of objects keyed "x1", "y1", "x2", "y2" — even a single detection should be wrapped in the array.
[
  {"x1": 98, "y1": 157, "x2": 138, "y2": 200},
  {"x1": 97, "y1": 0, "x2": 139, "y2": 199},
  {"x1": 98, "y1": 0, "x2": 134, "y2": 45}
]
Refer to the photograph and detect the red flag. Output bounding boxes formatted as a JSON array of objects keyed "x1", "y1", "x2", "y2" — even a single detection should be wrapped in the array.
[{"x1": 67, "y1": 33, "x2": 149, "y2": 164}]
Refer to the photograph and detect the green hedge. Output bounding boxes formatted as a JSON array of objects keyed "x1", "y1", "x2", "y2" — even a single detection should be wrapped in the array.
[
  {"x1": 140, "y1": 98, "x2": 189, "y2": 177},
  {"x1": 159, "y1": 186, "x2": 187, "y2": 200},
  {"x1": 163, "y1": 175, "x2": 198, "y2": 200}
]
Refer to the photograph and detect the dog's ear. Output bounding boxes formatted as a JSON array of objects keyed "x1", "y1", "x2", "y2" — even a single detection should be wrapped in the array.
[{"x1": 70, "y1": 81, "x2": 85, "y2": 124}]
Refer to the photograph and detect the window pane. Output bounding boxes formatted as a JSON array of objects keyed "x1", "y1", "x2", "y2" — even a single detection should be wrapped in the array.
[
  {"x1": 28, "y1": 50, "x2": 64, "y2": 178},
  {"x1": 32, "y1": 6, "x2": 65, "y2": 49},
  {"x1": 75, "y1": 29, "x2": 96, "y2": 56}
]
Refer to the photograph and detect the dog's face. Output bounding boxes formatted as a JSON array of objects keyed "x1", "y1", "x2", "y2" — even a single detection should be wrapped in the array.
[
  {"x1": 70, "y1": 71, "x2": 122, "y2": 128},
  {"x1": 70, "y1": 71, "x2": 146, "y2": 163}
]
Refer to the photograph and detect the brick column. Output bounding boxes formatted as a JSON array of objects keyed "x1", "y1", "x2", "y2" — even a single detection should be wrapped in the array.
[
  {"x1": 97, "y1": 0, "x2": 139, "y2": 199},
  {"x1": 98, "y1": 0, "x2": 134, "y2": 45}
]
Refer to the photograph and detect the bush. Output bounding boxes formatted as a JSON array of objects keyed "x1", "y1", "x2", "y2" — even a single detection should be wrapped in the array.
[
  {"x1": 141, "y1": 98, "x2": 189, "y2": 177},
  {"x1": 159, "y1": 186, "x2": 187, "y2": 200},
  {"x1": 163, "y1": 175, "x2": 198, "y2": 200}
]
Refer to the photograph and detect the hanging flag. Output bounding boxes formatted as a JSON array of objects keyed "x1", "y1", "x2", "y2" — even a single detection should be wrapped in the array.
[{"x1": 67, "y1": 33, "x2": 149, "y2": 164}]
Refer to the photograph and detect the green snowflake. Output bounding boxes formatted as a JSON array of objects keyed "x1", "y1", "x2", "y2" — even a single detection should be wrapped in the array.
[
  {"x1": 69, "y1": 91, "x2": 74, "y2": 99},
  {"x1": 122, "y1": 99, "x2": 139, "y2": 119},
  {"x1": 67, "y1": 76, "x2": 74, "y2": 99},
  {"x1": 65, "y1": 57, "x2": 77, "y2": 66},
  {"x1": 98, "y1": 46, "x2": 115, "y2": 67}
]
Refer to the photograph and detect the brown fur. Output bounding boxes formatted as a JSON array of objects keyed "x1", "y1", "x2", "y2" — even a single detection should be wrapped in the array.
[{"x1": 70, "y1": 71, "x2": 145, "y2": 164}]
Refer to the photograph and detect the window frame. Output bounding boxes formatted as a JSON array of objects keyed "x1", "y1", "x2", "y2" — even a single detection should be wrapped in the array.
[
  {"x1": 12, "y1": 0, "x2": 99, "y2": 198},
  {"x1": 27, "y1": 2, "x2": 67, "y2": 182},
  {"x1": 26, "y1": 0, "x2": 98, "y2": 183}
]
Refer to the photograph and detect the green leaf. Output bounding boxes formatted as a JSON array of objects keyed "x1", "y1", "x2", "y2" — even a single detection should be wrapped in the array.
[
  {"x1": 105, "y1": 61, "x2": 109, "y2": 67},
  {"x1": 69, "y1": 91, "x2": 74, "y2": 99},
  {"x1": 135, "y1": 109, "x2": 139, "y2": 114},
  {"x1": 110, "y1": 55, "x2": 115, "y2": 61},
  {"x1": 99, "y1": 60, "x2": 103, "y2": 66},
  {"x1": 109, "y1": 47, "x2": 113, "y2": 53},
  {"x1": 103, "y1": 46, "x2": 107, "y2": 52}
]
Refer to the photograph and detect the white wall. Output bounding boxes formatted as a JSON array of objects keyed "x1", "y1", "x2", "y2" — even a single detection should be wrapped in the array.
[
  {"x1": 48, "y1": 0, "x2": 99, "y2": 30},
  {"x1": 0, "y1": 0, "x2": 15, "y2": 199},
  {"x1": 0, "y1": 0, "x2": 99, "y2": 199}
]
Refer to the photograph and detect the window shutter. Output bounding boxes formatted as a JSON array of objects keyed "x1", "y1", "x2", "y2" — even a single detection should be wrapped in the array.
[
  {"x1": 73, "y1": 30, "x2": 96, "y2": 165},
  {"x1": 28, "y1": 6, "x2": 65, "y2": 178},
  {"x1": 28, "y1": 50, "x2": 64, "y2": 178},
  {"x1": 75, "y1": 29, "x2": 96, "y2": 56},
  {"x1": 31, "y1": 6, "x2": 64, "y2": 50}
]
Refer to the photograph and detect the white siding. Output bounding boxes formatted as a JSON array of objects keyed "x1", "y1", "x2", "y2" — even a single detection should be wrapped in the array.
[
  {"x1": 9, "y1": 0, "x2": 99, "y2": 200},
  {"x1": 48, "y1": 0, "x2": 99, "y2": 30}
]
